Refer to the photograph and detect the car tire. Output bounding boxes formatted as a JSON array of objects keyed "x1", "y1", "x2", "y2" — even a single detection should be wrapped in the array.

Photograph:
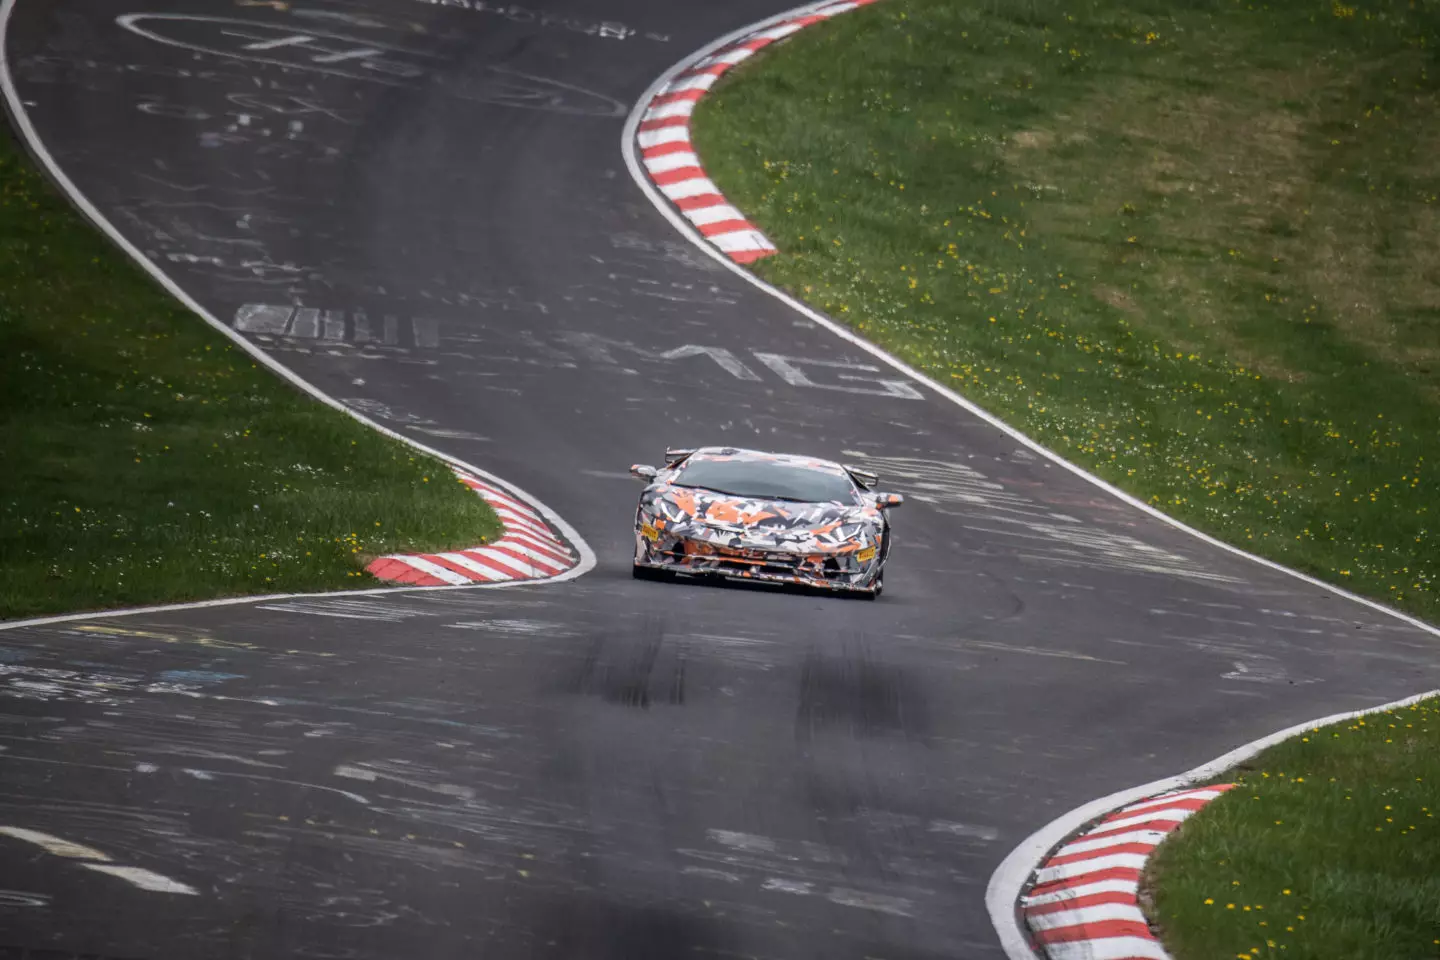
[
  {"x1": 864, "y1": 571, "x2": 884, "y2": 600},
  {"x1": 632, "y1": 564, "x2": 668, "y2": 581}
]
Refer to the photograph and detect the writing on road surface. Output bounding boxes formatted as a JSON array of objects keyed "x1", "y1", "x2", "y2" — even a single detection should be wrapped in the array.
[
  {"x1": 232, "y1": 303, "x2": 925, "y2": 399},
  {"x1": 115, "y1": 14, "x2": 628, "y2": 115},
  {"x1": 402, "y1": 0, "x2": 665, "y2": 42}
]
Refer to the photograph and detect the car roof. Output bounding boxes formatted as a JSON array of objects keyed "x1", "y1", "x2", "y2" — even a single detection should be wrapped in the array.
[{"x1": 683, "y1": 447, "x2": 850, "y2": 475}]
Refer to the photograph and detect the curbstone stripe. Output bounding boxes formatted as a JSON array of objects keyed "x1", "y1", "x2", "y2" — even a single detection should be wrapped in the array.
[
  {"x1": 365, "y1": 471, "x2": 579, "y2": 585},
  {"x1": 1020, "y1": 785, "x2": 1235, "y2": 960},
  {"x1": 633, "y1": 0, "x2": 879, "y2": 264}
]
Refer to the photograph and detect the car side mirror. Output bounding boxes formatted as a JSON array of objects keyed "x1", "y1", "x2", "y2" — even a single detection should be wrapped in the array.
[
  {"x1": 876, "y1": 492, "x2": 904, "y2": 509},
  {"x1": 845, "y1": 465, "x2": 878, "y2": 489},
  {"x1": 630, "y1": 464, "x2": 658, "y2": 481}
]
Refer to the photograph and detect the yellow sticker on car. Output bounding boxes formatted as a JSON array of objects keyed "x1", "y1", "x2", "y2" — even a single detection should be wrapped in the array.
[
  {"x1": 640, "y1": 522, "x2": 660, "y2": 542},
  {"x1": 856, "y1": 545, "x2": 877, "y2": 563}
]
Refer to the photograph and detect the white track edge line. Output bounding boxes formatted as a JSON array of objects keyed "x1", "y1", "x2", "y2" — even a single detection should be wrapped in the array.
[
  {"x1": 618, "y1": 0, "x2": 1440, "y2": 643},
  {"x1": 984, "y1": 687, "x2": 1440, "y2": 959},
  {"x1": 0, "y1": 0, "x2": 596, "y2": 632}
]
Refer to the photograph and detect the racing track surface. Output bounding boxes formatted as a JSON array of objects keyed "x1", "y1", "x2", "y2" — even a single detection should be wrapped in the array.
[{"x1": 2, "y1": 2, "x2": 1438, "y2": 957}]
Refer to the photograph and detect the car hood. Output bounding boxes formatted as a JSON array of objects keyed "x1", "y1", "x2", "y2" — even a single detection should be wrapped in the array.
[{"x1": 644, "y1": 485, "x2": 880, "y2": 550}]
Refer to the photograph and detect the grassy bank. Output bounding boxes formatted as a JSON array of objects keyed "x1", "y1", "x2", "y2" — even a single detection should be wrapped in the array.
[
  {"x1": 0, "y1": 133, "x2": 501, "y2": 618},
  {"x1": 1145, "y1": 696, "x2": 1440, "y2": 960},
  {"x1": 693, "y1": 0, "x2": 1440, "y2": 620}
]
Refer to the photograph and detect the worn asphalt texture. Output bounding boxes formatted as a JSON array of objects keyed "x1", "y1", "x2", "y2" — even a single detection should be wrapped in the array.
[{"x1": 2, "y1": 0, "x2": 1437, "y2": 957}]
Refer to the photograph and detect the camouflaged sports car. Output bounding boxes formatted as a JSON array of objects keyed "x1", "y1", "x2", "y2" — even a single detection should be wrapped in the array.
[{"x1": 629, "y1": 446, "x2": 904, "y2": 598}]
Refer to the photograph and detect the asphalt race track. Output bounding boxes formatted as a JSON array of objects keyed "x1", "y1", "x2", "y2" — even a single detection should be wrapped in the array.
[{"x1": 2, "y1": 1, "x2": 1438, "y2": 957}]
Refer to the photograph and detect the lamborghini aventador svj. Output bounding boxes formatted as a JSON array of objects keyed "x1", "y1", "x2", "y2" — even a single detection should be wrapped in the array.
[{"x1": 629, "y1": 446, "x2": 904, "y2": 598}]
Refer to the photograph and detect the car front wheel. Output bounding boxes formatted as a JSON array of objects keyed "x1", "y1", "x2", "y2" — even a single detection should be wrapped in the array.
[{"x1": 858, "y1": 570, "x2": 883, "y2": 601}]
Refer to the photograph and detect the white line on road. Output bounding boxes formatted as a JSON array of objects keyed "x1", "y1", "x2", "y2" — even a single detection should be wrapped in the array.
[
  {"x1": 1, "y1": 825, "x2": 198, "y2": 895},
  {"x1": 0, "y1": 826, "x2": 111, "y2": 861},
  {"x1": 81, "y1": 864, "x2": 199, "y2": 895}
]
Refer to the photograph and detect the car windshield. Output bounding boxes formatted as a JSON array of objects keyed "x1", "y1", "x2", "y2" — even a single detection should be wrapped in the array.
[{"x1": 671, "y1": 458, "x2": 857, "y2": 503}]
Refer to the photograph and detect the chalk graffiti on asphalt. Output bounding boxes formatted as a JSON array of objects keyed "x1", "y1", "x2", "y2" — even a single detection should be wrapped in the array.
[
  {"x1": 231, "y1": 304, "x2": 928, "y2": 400},
  {"x1": 403, "y1": 0, "x2": 665, "y2": 42},
  {"x1": 115, "y1": 14, "x2": 628, "y2": 116}
]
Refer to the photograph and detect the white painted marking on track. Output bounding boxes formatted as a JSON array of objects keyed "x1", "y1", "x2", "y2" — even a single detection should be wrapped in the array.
[
  {"x1": 1021, "y1": 877, "x2": 1140, "y2": 907},
  {"x1": 489, "y1": 542, "x2": 565, "y2": 572},
  {"x1": 1025, "y1": 901, "x2": 1147, "y2": 931},
  {"x1": 754, "y1": 22, "x2": 806, "y2": 41},
  {"x1": 470, "y1": 548, "x2": 538, "y2": 578},
  {"x1": 241, "y1": 33, "x2": 314, "y2": 50},
  {"x1": 81, "y1": 864, "x2": 199, "y2": 895},
  {"x1": 685, "y1": 203, "x2": 746, "y2": 226},
  {"x1": 1044, "y1": 937, "x2": 1169, "y2": 960},
  {"x1": 310, "y1": 46, "x2": 382, "y2": 64},
  {"x1": 436, "y1": 552, "x2": 513, "y2": 580},
  {"x1": 702, "y1": 47, "x2": 756, "y2": 66},
  {"x1": 1, "y1": 826, "x2": 197, "y2": 896},
  {"x1": 387, "y1": 555, "x2": 472, "y2": 585},
  {"x1": 709, "y1": 229, "x2": 775, "y2": 253},
  {"x1": 1035, "y1": 852, "x2": 1149, "y2": 885},
  {"x1": 927, "y1": 819, "x2": 1000, "y2": 841},
  {"x1": 659, "y1": 177, "x2": 719, "y2": 200},
  {"x1": 826, "y1": 888, "x2": 914, "y2": 916},
  {"x1": 1121, "y1": 787, "x2": 1225, "y2": 813},
  {"x1": 707, "y1": 829, "x2": 776, "y2": 852},
  {"x1": 681, "y1": 866, "x2": 742, "y2": 883},
  {"x1": 637, "y1": 126, "x2": 690, "y2": 148},
  {"x1": 1091, "y1": 807, "x2": 1195, "y2": 835},
  {"x1": 761, "y1": 878, "x2": 814, "y2": 894},
  {"x1": 333, "y1": 764, "x2": 377, "y2": 781},
  {"x1": 502, "y1": 529, "x2": 572, "y2": 557},
  {"x1": 666, "y1": 73, "x2": 717, "y2": 94},
  {"x1": 643, "y1": 151, "x2": 702, "y2": 174},
  {"x1": 645, "y1": 100, "x2": 696, "y2": 121},
  {"x1": 0, "y1": 826, "x2": 111, "y2": 861},
  {"x1": 1055, "y1": 829, "x2": 1167, "y2": 857}
]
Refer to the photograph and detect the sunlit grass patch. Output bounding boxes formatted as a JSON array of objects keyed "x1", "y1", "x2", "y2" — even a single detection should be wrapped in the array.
[
  {"x1": 1145, "y1": 696, "x2": 1440, "y2": 960},
  {"x1": 0, "y1": 133, "x2": 501, "y2": 618},
  {"x1": 693, "y1": 0, "x2": 1440, "y2": 620}
]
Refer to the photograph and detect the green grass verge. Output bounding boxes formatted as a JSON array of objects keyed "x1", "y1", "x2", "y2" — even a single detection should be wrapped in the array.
[
  {"x1": 0, "y1": 132, "x2": 502, "y2": 619},
  {"x1": 692, "y1": 0, "x2": 1440, "y2": 621},
  {"x1": 1145, "y1": 696, "x2": 1440, "y2": 960}
]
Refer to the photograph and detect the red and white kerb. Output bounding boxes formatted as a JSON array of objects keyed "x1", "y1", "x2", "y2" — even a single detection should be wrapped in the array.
[
  {"x1": 635, "y1": 0, "x2": 879, "y2": 264},
  {"x1": 366, "y1": 472, "x2": 577, "y2": 586},
  {"x1": 1021, "y1": 785, "x2": 1235, "y2": 960}
]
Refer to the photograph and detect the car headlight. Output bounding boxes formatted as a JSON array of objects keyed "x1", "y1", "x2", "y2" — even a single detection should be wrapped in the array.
[
  {"x1": 822, "y1": 522, "x2": 870, "y2": 545},
  {"x1": 649, "y1": 498, "x2": 689, "y2": 524}
]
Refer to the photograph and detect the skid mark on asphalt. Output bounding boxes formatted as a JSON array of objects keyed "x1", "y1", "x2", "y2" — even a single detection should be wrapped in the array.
[
  {"x1": 795, "y1": 645, "x2": 930, "y2": 742},
  {"x1": 567, "y1": 620, "x2": 684, "y2": 709},
  {"x1": 0, "y1": 825, "x2": 198, "y2": 895}
]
